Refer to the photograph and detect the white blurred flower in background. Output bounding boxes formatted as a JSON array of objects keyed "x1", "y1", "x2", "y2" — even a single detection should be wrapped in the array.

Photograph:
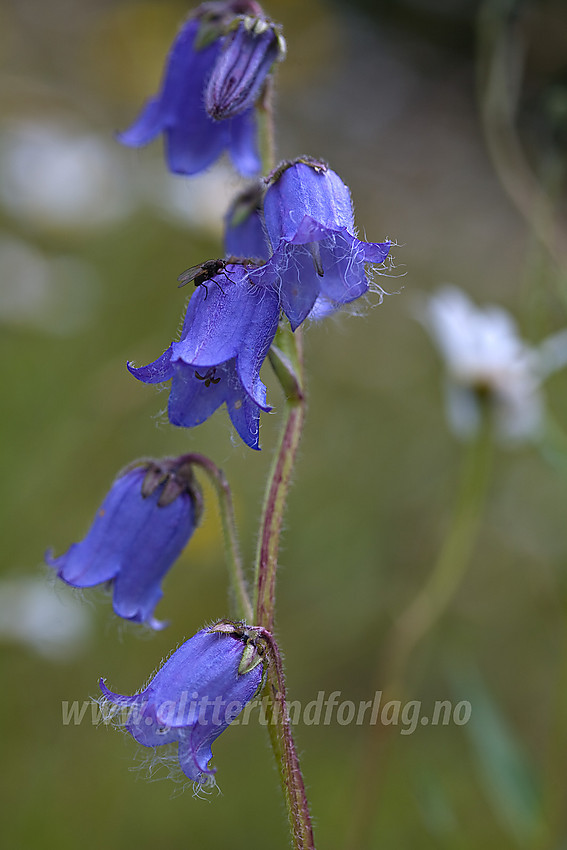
[
  {"x1": 420, "y1": 287, "x2": 567, "y2": 442},
  {"x1": 140, "y1": 160, "x2": 242, "y2": 235},
  {"x1": 0, "y1": 119, "x2": 244, "y2": 239},
  {"x1": 0, "y1": 121, "x2": 133, "y2": 230},
  {"x1": 0, "y1": 235, "x2": 100, "y2": 334},
  {"x1": 0, "y1": 577, "x2": 91, "y2": 661}
]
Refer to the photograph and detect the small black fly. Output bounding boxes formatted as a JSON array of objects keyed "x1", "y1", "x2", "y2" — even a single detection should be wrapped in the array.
[
  {"x1": 177, "y1": 257, "x2": 263, "y2": 299},
  {"x1": 177, "y1": 258, "x2": 232, "y2": 299}
]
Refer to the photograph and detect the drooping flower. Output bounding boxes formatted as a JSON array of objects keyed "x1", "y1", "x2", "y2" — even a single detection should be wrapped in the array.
[
  {"x1": 249, "y1": 157, "x2": 392, "y2": 330},
  {"x1": 419, "y1": 286, "x2": 567, "y2": 442},
  {"x1": 223, "y1": 182, "x2": 270, "y2": 260},
  {"x1": 99, "y1": 622, "x2": 264, "y2": 786},
  {"x1": 205, "y1": 16, "x2": 285, "y2": 121},
  {"x1": 118, "y1": 2, "x2": 272, "y2": 177},
  {"x1": 46, "y1": 458, "x2": 202, "y2": 629},
  {"x1": 128, "y1": 262, "x2": 280, "y2": 450}
]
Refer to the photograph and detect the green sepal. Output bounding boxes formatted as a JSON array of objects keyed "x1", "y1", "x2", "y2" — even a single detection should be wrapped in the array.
[
  {"x1": 208, "y1": 620, "x2": 243, "y2": 636},
  {"x1": 194, "y1": 11, "x2": 227, "y2": 50},
  {"x1": 268, "y1": 320, "x2": 304, "y2": 402},
  {"x1": 238, "y1": 642, "x2": 264, "y2": 675}
]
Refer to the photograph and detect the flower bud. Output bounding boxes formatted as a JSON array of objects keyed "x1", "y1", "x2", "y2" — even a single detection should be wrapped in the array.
[
  {"x1": 117, "y1": 2, "x2": 271, "y2": 176},
  {"x1": 224, "y1": 182, "x2": 269, "y2": 261},
  {"x1": 205, "y1": 17, "x2": 285, "y2": 120}
]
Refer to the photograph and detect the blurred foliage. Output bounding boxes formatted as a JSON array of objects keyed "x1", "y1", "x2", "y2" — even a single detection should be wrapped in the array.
[{"x1": 1, "y1": 0, "x2": 567, "y2": 848}]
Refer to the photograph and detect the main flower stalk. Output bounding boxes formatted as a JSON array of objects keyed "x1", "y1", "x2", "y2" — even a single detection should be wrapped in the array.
[
  {"x1": 251, "y1": 96, "x2": 313, "y2": 847},
  {"x1": 253, "y1": 310, "x2": 312, "y2": 850},
  {"x1": 260, "y1": 627, "x2": 315, "y2": 850},
  {"x1": 254, "y1": 326, "x2": 305, "y2": 629}
]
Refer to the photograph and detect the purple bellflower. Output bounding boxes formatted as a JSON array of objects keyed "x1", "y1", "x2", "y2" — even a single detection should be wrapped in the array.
[
  {"x1": 128, "y1": 262, "x2": 280, "y2": 450},
  {"x1": 99, "y1": 622, "x2": 264, "y2": 786},
  {"x1": 46, "y1": 458, "x2": 202, "y2": 629},
  {"x1": 250, "y1": 157, "x2": 392, "y2": 330},
  {"x1": 118, "y1": 2, "x2": 270, "y2": 177},
  {"x1": 224, "y1": 182, "x2": 270, "y2": 260},
  {"x1": 205, "y1": 16, "x2": 285, "y2": 121}
]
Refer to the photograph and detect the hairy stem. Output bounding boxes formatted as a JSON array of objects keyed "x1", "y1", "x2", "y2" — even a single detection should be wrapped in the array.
[
  {"x1": 253, "y1": 328, "x2": 312, "y2": 848},
  {"x1": 254, "y1": 329, "x2": 305, "y2": 629},
  {"x1": 257, "y1": 76, "x2": 277, "y2": 176},
  {"x1": 258, "y1": 628, "x2": 315, "y2": 850},
  {"x1": 181, "y1": 453, "x2": 252, "y2": 623},
  {"x1": 254, "y1": 79, "x2": 314, "y2": 848}
]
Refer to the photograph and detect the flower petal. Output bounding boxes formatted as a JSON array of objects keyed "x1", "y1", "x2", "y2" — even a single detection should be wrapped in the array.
[
  {"x1": 205, "y1": 22, "x2": 282, "y2": 121},
  {"x1": 46, "y1": 545, "x2": 120, "y2": 588},
  {"x1": 224, "y1": 184, "x2": 270, "y2": 261},
  {"x1": 165, "y1": 111, "x2": 229, "y2": 176},
  {"x1": 159, "y1": 19, "x2": 214, "y2": 120},
  {"x1": 317, "y1": 231, "x2": 368, "y2": 304},
  {"x1": 287, "y1": 214, "x2": 332, "y2": 246},
  {"x1": 362, "y1": 239, "x2": 391, "y2": 264},
  {"x1": 172, "y1": 267, "x2": 255, "y2": 366},
  {"x1": 228, "y1": 109, "x2": 261, "y2": 177},
  {"x1": 168, "y1": 363, "x2": 229, "y2": 427},
  {"x1": 99, "y1": 678, "x2": 141, "y2": 707},
  {"x1": 264, "y1": 162, "x2": 355, "y2": 246},
  {"x1": 48, "y1": 465, "x2": 196, "y2": 628},
  {"x1": 100, "y1": 628, "x2": 263, "y2": 784},
  {"x1": 110, "y1": 490, "x2": 195, "y2": 625},
  {"x1": 128, "y1": 346, "x2": 175, "y2": 384},
  {"x1": 236, "y1": 284, "x2": 280, "y2": 401},
  {"x1": 45, "y1": 470, "x2": 149, "y2": 587},
  {"x1": 117, "y1": 97, "x2": 165, "y2": 147},
  {"x1": 254, "y1": 243, "x2": 320, "y2": 331},
  {"x1": 227, "y1": 391, "x2": 263, "y2": 450},
  {"x1": 118, "y1": 20, "x2": 211, "y2": 149},
  {"x1": 178, "y1": 731, "x2": 215, "y2": 782},
  {"x1": 159, "y1": 22, "x2": 230, "y2": 174}
]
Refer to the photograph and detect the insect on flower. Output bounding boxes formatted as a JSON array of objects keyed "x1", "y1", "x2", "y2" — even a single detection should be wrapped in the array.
[
  {"x1": 129, "y1": 257, "x2": 279, "y2": 449},
  {"x1": 177, "y1": 256, "x2": 264, "y2": 298},
  {"x1": 177, "y1": 258, "x2": 233, "y2": 299}
]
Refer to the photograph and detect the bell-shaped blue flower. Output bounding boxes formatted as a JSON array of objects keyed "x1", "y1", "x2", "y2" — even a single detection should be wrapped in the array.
[
  {"x1": 224, "y1": 182, "x2": 270, "y2": 260},
  {"x1": 205, "y1": 17, "x2": 285, "y2": 121},
  {"x1": 250, "y1": 158, "x2": 392, "y2": 330},
  {"x1": 118, "y1": 6, "x2": 263, "y2": 177},
  {"x1": 99, "y1": 622, "x2": 264, "y2": 786},
  {"x1": 46, "y1": 458, "x2": 201, "y2": 629},
  {"x1": 128, "y1": 262, "x2": 280, "y2": 450}
]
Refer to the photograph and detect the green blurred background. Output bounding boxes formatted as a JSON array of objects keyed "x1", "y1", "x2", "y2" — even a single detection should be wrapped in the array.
[{"x1": 2, "y1": 0, "x2": 567, "y2": 847}]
